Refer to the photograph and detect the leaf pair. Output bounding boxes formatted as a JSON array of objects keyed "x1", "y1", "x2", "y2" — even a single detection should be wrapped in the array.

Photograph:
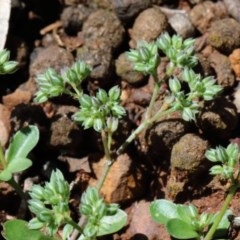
[{"x1": 0, "y1": 125, "x2": 39, "y2": 181}]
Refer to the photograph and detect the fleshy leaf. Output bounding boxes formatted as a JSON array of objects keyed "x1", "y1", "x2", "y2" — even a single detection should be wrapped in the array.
[
  {"x1": 97, "y1": 209, "x2": 127, "y2": 236},
  {"x1": 7, "y1": 157, "x2": 32, "y2": 173},
  {"x1": 150, "y1": 199, "x2": 179, "y2": 225},
  {"x1": 6, "y1": 125, "x2": 39, "y2": 162},
  {"x1": 166, "y1": 219, "x2": 199, "y2": 239},
  {"x1": 0, "y1": 169, "x2": 12, "y2": 181},
  {"x1": 2, "y1": 219, "x2": 55, "y2": 240}
]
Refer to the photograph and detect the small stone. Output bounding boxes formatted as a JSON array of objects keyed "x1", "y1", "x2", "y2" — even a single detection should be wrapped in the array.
[
  {"x1": 197, "y1": 97, "x2": 238, "y2": 140},
  {"x1": 49, "y1": 105, "x2": 84, "y2": 155},
  {"x1": 168, "y1": 13, "x2": 195, "y2": 38},
  {"x1": 229, "y1": 48, "x2": 240, "y2": 78},
  {"x1": 167, "y1": 133, "x2": 209, "y2": 200},
  {"x1": 115, "y1": 53, "x2": 145, "y2": 85},
  {"x1": 61, "y1": 4, "x2": 94, "y2": 35},
  {"x1": 82, "y1": 9, "x2": 125, "y2": 49},
  {"x1": 129, "y1": 7, "x2": 168, "y2": 48},
  {"x1": 121, "y1": 200, "x2": 169, "y2": 240},
  {"x1": 112, "y1": 0, "x2": 151, "y2": 21},
  {"x1": 90, "y1": 153, "x2": 145, "y2": 203},
  {"x1": 30, "y1": 45, "x2": 74, "y2": 78},
  {"x1": 208, "y1": 18, "x2": 240, "y2": 54},
  {"x1": 146, "y1": 118, "x2": 190, "y2": 161},
  {"x1": 2, "y1": 89, "x2": 32, "y2": 111},
  {"x1": 209, "y1": 50, "x2": 235, "y2": 88},
  {"x1": 76, "y1": 41, "x2": 113, "y2": 83},
  {"x1": 190, "y1": 1, "x2": 227, "y2": 33}
]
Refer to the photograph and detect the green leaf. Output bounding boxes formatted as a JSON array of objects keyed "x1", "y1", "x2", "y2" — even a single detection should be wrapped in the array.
[
  {"x1": 176, "y1": 204, "x2": 198, "y2": 224},
  {"x1": 150, "y1": 199, "x2": 179, "y2": 225},
  {"x1": 7, "y1": 157, "x2": 32, "y2": 173},
  {"x1": 166, "y1": 219, "x2": 199, "y2": 239},
  {"x1": 97, "y1": 209, "x2": 127, "y2": 236},
  {"x1": 2, "y1": 220, "x2": 55, "y2": 240},
  {"x1": 6, "y1": 125, "x2": 39, "y2": 162},
  {"x1": 0, "y1": 169, "x2": 12, "y2": 181}
]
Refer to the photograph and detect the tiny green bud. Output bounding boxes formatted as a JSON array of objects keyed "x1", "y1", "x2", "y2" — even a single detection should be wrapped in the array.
[
  {"x1": 97, "y1": 89, "x2": 108, "y2": 103},
  {"x1": 80, "y1": 94, "x2": 92, "y2": 108},
  {"x1": 107, "y1": 117, "x2": 119, "y2": 133},
  {"x1": 82, "y1": 187, "x2": 99, "y2": 206},
  {"x1": 30, "y1": 185, "x2": 45, "y2": 200},
  {"x1": 38, "y1": 210, "x2": 53, "y2": 222},
  {"x1": 28, "y1": 218, "x2": 45, "y2": 229},
  {"x1": 83, "y1": 225, "x2": 98, "y2": 238},
  {"x1": 1, "y1": 61, "x2": 18, "y2": 74},
  {"x1": 109, "y1": 86, "x2": 121, "y2": 101},
  {"x1": 169, "y1": 78, "x2": 181, "y2": 93},
  {"x1": 0, "y1": 49, "x2": 9, "y2": 64},
  {"x1": 80, "y1": 204, "x2": 93, "y2": 216},
  {"x1": 112, "y1": 105, "x2": 126, "y2": 117},
  {"x1": 107, "y1": 203, "x2": 119, "y2": 215},
  {"x1": 93, "y1": 118, "x2": 104, "y2": 132},
  {"x1": 28, "y1": 199, "x2": 46, "y2": 213}
]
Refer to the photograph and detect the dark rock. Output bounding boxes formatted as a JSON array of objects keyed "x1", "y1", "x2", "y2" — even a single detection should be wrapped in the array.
[
  {"x1": 61, "y1": 4, "x2": 94, "y2": 35},
  {"x1": 208, "y1": 18, "x2": 240, "y2": 54},
  {"x1": 167, "y1": 133, "x2": 209, "y2": 200},
  {"x1": 197, "y1": 97, "x2": 238, "y2": 140},
  {"x1": 190, "y1": 1, "x2": 227, "y2": 33},
  {"x1": 82, "y1": 9, "x2": 125, "y2": 49},
  {"x1": 129, "y1": 7, "x2": 168, "y2": 48},
  {"x1": 115, "y1": 53, "x2": 145, "y2": 85}
]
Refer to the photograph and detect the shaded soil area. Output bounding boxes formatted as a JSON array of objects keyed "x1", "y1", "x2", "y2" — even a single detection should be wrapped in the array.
[{"x1": 1, "y1": 0, "x2": 240, "y2": 239}]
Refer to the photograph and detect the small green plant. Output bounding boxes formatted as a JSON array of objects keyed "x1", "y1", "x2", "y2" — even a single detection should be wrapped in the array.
[
  {"x1": 1, "y1": 33, "x2": 224, "y2": 240},
  {"x1": 150, "y1": 199, "x2": 230, "y2": 239},
  {"x1": 149, "y1": 143, "x2": 240, "y2": 240},
  {"x1": 0, "y1": 49, "x2": 18, "y2": 74},
  {"x1": 34, "y1": 61, "x2": 91, "y2": 103},
  {"x1": 204, "y1": 143, "x2": 240, "y2": 240},
  {"x1": 0, "y1": 124, "x2": 39, "y2": 202}
]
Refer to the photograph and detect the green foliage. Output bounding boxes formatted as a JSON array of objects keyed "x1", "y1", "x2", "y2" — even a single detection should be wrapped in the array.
[
  {"x1": 28, "y1": 170, "x2": 71, "y2": 236},
  {"x1": 127, "y1": 33, "x2": 222, "y2": 122},
  {"x1": 150, "y1": 199, "x2": 230, "y2": 239},
  {"x1": 0, "y1": 49, "x2": 18, "y2": 74},
  {"x1": 2, "y1": 219, "x2": 55, "y2": 240},
  {"x1": 206, "y1": 143, "x2": 240, "y2": 180},
  {"x1": 156, "y1": 32, "x2": 197, "y2": 71},
  {"x1": 126, "y1": 41, "x2": 159, "y2": 75},
  {"x1": 0, "y1": 125, "x2": 39, "y2": 181},
  {"x1": 169, "y1": 68, "x2": 222, "y2": 121},
  {"x1": 79, "y1": 187, "x2": 127, "y2": 239},
  {"x1": 34, "y1": 60, "x2": 91, "y2": 103},
  {"x1": 73, "y1": 86, "x2": 126, "y2": 132}
]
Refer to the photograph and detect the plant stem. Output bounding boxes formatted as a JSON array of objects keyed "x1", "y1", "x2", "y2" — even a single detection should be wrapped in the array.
[
  {"x1": 117, "y1": 104, "x2": 174, "y2": 155},
  {"x1": 96, "y1": 130, "x2": 113, "y2": 191},
  {"x1": 66, "y1": 219, "x2": 83, "y2": 234},
  {"x1": 7, "y1": 177, "x2": 28, "y2": 201},
  {"x1": 204, "y1": 184, "x2": 239, "y2": 240},
  {"x1": 145, "y1": 72, "x2": 160, "y2": 120}
]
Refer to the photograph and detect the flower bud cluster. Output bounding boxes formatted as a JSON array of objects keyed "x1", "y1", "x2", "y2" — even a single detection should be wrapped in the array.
[
  {"x1": 0, "y1": 49, "x2": 18, "y2": 74},
  {"x1": 127, "y1": 41, "x2": 159, "y2": 75},
  {"x1": 206, "y1": 143, "x2": 239, "y2": 180},
  {"x1": 72, "y1": 86, "x2": 126, "y2": 132},
  {"x1": 168, "y1": 68, "x2": 222, "y2": 121},
  {"x1": 34, "y1": 60, "x2": 92, "y2": 103},
  {"x1": 79, "y1": 187, "x2": 119, "y2": 239},
  {"x1": 28, "y1": 169, "x2": 70, "y2": 236},
  {"x1": 157, "y1": 32, "x2": 197, "y2": 70}
]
